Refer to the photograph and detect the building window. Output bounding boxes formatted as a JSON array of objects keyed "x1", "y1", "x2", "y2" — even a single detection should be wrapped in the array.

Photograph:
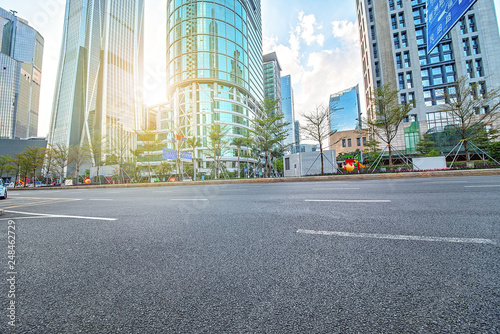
[
  {"x1": 401, "y1": 93, "x2": 407, "y2": 104},
  {"x1": 389, "y1": 0, "x2": 395, "y2": 11},
  {"x1": 369, "y1": 8, "x2": 374, "y2": 22},
  {"x1": 363, "y1": 137, "x2": 367, "y2": 144},
  {"x1": 416, "y1": 28, "x2": 425, "y2": 46},
  {"x1": 357, "y1": 137, "x2": 361, "y2": 146},
  {"x1": 375, "y1": 61, "x2": 380, "y2": 77},
  {"x1": 468, "y1": 15, "x2": 476, "y2": 32},
  {"x1": 285, "y1": 157, "x2": 290, "y2": 170},
  {"x1": 409, "y1": 92, "x2": 415, "y2": 107},
  {"x1": 342, "y1": 139, "x2": 346, "y2": 148},
  {"x1": 401, "y1": 31, "x2": 408, "y2": 47},
  {"x1": 348, "y1": 138, "x2": 352, "y2": 147},
  {"x1": 394, "y1": 34, "x2": 400, "y2": 49},
  {"x1": 463, "y1": 39, "x2": 471, "y2": 56},
  {"x1": 460, "y1": 17, "x2": 467, "y2": 34},
  {"x1": 466, "y1": 60, "x2": 474, "y2": 78},
  {"x1": 373, "y1": 43, "x2": 378, "y2": 58},
  {"x1": 406, "y1": 72, "x2": 413, "y2": 88},
  {"x1": 399, "y1": 73, "x2": 405, "y2": 90},
  {"x1": 371, "y1": 26, "x2": 376, "y2": 39},
  {"x1": 396, "y1": 53, "x2": 402, "y2": 69},
  {"x1": 391, "y1": 14, "x2": 397, "y2": 29},
  {"x1": 472, "y1": 37, "x2": 480, "y2": 55},
  {"x1": 475, "y1": 59, "x2": 483, "y2": 77},
  {"x1": 479, "y1": 81, "x2": 487, "y2": 96},
  {"x1": 404, "y1": 51, "x2": 410, "y2": 67},
  {"x1": 399, "y1": 12, "x2": 405, "y2": 28}
]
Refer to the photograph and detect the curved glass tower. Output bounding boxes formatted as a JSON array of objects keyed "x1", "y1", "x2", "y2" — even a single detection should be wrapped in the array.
[{"x1": 166, "y1": 0, "x2": 263, "y2": 172}]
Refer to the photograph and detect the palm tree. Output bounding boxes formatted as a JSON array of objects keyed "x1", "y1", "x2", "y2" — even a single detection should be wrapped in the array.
[{"x1": 231, "y1": 137, "x2": 245, "y2": 178}]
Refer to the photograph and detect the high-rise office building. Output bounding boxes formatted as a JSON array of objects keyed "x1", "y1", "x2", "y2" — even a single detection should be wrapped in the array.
[
  {"x1": 48, "y1": 1, "x2": 144, "y2": 159},
  {"x1": 280, "y1": 74, "x2": 296, "y2": 153},
  {"x1": 0, "y1": 8, "x2": 43, "y2": 139},
  {"x1": 263, "y1": 52, "x2": 282, "y2": 113},
  {"x1": 166, "y1": 0, "x2": 263, "y2": 173},
  {"x1": 329, "y1": 85, "x2": 362, "y2": 132},
  {"x1": 356, "y1": 0, "x2": 500, "y2": 152}
]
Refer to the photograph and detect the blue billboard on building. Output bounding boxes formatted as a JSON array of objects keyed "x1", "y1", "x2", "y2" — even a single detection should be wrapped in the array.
[{"x1": 427, "y1": 0, "x2": 477, "y2": 52}]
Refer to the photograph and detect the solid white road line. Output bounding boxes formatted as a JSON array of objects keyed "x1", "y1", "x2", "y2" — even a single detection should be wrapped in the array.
[
  {"x1": 88, "y1": 199, "x2": 113, "y2": 201},
  {"x1": 297, "y1": 229, "x2": 497, "y2": 245},
  {"x1": 464, "y1": 185, "x2": 500, "y2": 188},
  {"x1": 423, "y1": 181, "x2": 468, "y2": 184},
  {"x1": 5, "y1": 210, "x2": 117, "y2": 221},
  {"x1": 305, "y1": 199, "x2": 390, "y2": 203}
]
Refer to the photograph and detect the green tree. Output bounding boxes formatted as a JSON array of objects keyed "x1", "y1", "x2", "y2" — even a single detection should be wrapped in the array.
[
  {"x1": 439, "y1": 76, "x2": 500, "y2": 161},
  {"x1": 368, "y1": 84, "x2": 412, "y2": 169},
  {"x1": 12, "y1": 153, "x2": 30, "y2": 186},
  {"x1": 53, "y1": 143, "x2": 69, "y2": 184},
  {"x1": 23, "y1": 146, "x2": 46, "y2": 185},
  {"x1": 44, "y1": 145, "x2": 57, "y2": 184},
  {"x1": 68, "y1": 145, "x2": 89, "y2": 185},
  {"x1": 83, "y1": 134, "x2": 107, "y2": 183},
  {"x1": 489, "y1": 142, "x2": 500, "y2": 162},
  {"x1": 156, "y1": 162, "x2": 174, "y2": 181},
  {"x1": 416, "y1": 134, "x2": 436, "y2": 156},
  {"x1": 206, "y1": 123, "x2": 230, "y2": 179},
  {"x1": 135, "y1": 127, "x2": 162, "y2": 182},
  {"x1": 109, "y1": 129, "x2": 134, "y2": 182},
  {"x1": 231, "y1": 137, "x2": 245, "y2": 178},
  {"x1": 242, "y1": 132, "x2": 254, "y2": 178},
  {"x1": 251, "y1": 99, "x2": 289, "y2": 178},
  {"x1": 185, "y1": 136, "x2": 201, "y2": 181},
  {"x1": 300, "y1": 104, "x2": 335, "y2": 175},
  {"x1": 0, "y1": 155, "x2": 13, "y2": 179}
]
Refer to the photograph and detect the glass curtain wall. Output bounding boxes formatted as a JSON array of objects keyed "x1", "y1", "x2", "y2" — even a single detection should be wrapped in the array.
[{"x1": 166, "y1": 0, "x2": 263, "y2": 172}]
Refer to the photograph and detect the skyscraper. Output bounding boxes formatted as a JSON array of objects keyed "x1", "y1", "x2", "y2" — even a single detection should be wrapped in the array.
[
  {"x1": 263, "y1": 52, "x2": 282, "y2": 113},
  {"x1": 280, "y1": 74, "x2": 296, "y2": 153},
  {"x1": 329, "y1": 85, "x2": 361, "y2": 132},
  {"x1": 356, "y1": 0, "x2": 500, "y2": 152},
  {"x1": 0, "y1": 8, "x2": 44, "y2": 139},
  {"x1": 166, "y1": 0, "x2": 263, "y2": 173},
  {"x1": 48, "y1": 1, "x2": 144, "y2": 158}
]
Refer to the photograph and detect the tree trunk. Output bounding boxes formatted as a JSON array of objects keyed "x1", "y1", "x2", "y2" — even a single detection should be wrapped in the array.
[
  {"x1": 264, "y1": 152, "x2": 268, "y2": 178},
  {"x1": 388, "y1": 144, "x2": 393, "y2": 170},
  {"x1": 246, "y1": 156, "x2": 249, "y2": 178},
  {"x1": 464, "y1": 140, "x2": 470, "y2": 162},
  {"x1": 237, "y1": 149, "x2": 240, "y2": 178}
]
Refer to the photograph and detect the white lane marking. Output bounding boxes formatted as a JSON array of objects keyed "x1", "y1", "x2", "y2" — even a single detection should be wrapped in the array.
[
  {"x1": 424, "y1": 181, "x2": 468, "y2": 184},
  {"x1": 312, "y1": 188, "x2": 361, "y2": 190},
  {"x1": 305, "y1": 199, "x2": 391, "y2": 203},
  {"x1": 88, "y1": 199, "x2": 113, "y2": 201},
  {"x1": 465, "y1": 185, "x2": 500, "y2": 188},
  {"x1": 5, "y1": 210, "x2": 117, "y2": 221},
  {"x1": 153, "y1": 190, "x2": 172, "y2": 193},
  {"x1": 170, "y1": 199, "x2": 208, "y2": 201},
  {"x1": 297, "y1": 229, "x2": 497, "y2": 246}
]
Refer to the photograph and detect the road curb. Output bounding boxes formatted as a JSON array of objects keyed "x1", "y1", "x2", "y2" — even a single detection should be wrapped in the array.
[
  {"x1": 0, "y1": 209, "x2": 3, "y2": 216},
  {"x1": 8, "y1": 168, "x2": 500, "y2": 191}
]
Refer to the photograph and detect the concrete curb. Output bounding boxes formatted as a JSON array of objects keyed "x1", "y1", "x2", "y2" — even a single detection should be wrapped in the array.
[{"x1": 8, "y1": 168, "x2": 500, "y2": 191}]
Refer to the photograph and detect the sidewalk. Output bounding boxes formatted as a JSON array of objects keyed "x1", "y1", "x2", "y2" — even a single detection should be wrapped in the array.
[{"x1": 9, "y1": 168, "x2": 500, "y2": 191}]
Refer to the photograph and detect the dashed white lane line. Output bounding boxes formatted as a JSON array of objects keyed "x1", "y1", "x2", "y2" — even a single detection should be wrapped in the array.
[
  {"x1": 305, "y1": 199, "x2": 390, "y2": 203},
  {"x1": 464, "y1": 185, "x2": 500, "y2": 188},
  {"x1": 297, "y1": 229, "x2": 497, "y2": 246},
  {"x1": 4, "y1": 210, "x2": 117, "y2": 221},
  {"x1": 423, "y1": 181, "x2": 468, "y2": 184},
  {"x1": 170, "y1": 199, "x2": 208, "y2": 201},
  {"x1": 312, "y1": 188, "x2": 361, "y2": 190},
  {"x1": 88, "y1": 199, "x2": 113, "y2": 201}
]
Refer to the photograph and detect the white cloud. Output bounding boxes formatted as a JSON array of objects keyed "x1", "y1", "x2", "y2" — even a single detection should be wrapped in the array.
[
  {"x1": 264, "y1": 15, "x2": 363, "y2": 122},
  {"x1": 331, "y1": 20, "x2": 360, "y2": 45},
  {"x1": 296, "y1": 11, "x2": 325, "y2": 46}
]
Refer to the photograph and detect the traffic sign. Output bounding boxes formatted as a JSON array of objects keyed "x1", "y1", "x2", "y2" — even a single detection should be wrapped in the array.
[
  {"x1": 427, "y1": 0, "x2": 477, "y2": 52},
  {"x1": 163, "y1": 148, "x2": 177, "y2": 160}
]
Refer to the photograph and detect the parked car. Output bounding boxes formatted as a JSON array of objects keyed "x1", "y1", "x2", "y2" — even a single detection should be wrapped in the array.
[{"x1": 0, "y1": 179, "x2": 7, "y2": 199}]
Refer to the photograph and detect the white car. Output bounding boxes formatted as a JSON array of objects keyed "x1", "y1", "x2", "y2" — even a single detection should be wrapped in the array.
[{"x1": 0, "y1": 179, "x2": 7, "y2": 199}]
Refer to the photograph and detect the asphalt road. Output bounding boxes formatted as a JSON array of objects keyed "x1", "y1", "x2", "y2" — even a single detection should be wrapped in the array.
[{"x1": 0, "y1": 176, "x2": 499, "y2": 333}]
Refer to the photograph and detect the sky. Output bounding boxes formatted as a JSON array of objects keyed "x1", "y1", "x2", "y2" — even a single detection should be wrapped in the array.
[{"x1": 1, "y1": 0, "x2": 500, "y2": 138}]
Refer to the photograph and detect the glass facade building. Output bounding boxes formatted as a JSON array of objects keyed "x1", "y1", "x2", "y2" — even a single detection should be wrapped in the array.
[
  {"x1": 280, "y1": 75, "x2": 296, "y2": 153},
  {"x1": 166, "y1": 0, "x2": 263, "y2": 172},
  {"x1": 0, "y1": 8, "x2": 43, "y2": 139},
  {"x1": 263, "y1": 52, "x2": 282, "y2": 114},
  {"x1": 356, "y1": 0, "x2": 500, "y2": 151},
  {"x1": 49, "y1": 0, "x2": 144, "y2": 159},
  {"x1": 329, "y1": 85, "x2": 361, "y2": 132}
]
